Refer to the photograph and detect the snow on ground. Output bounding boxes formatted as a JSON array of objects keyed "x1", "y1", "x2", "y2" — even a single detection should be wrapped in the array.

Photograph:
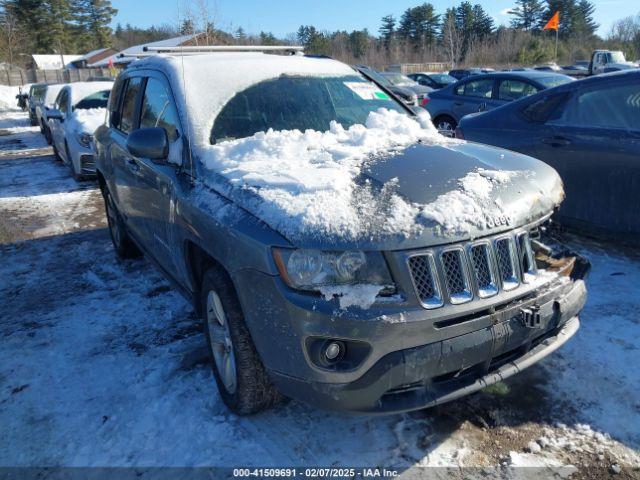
[{"x1": 0, "y1": 107, "x2": 639, "y2": 476}]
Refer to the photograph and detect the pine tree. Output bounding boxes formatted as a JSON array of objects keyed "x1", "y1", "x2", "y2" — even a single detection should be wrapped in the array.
[
  {"x1": 378, "y1": 14, "x2": 395, "y2": 48},
  {"x1": 75, "y1": 0, "x2": 117, "y2": 49},
  {"x1": 471, "y1": 4, "x2": 494, "y2": 38},
  {"x1": 398, "y1": 3, "x2": 440, "y2": 47},
  {"x1": 509, "y1": 0, "x2": 545, "y2": 31},
  {"x1": 259, "y1": 31, "x2": 277, "y2": 45}
]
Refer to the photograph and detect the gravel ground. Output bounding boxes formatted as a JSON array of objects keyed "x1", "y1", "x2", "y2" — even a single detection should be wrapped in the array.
[{"x1": 0, "y1": 107, "x2": 638, "y2": 479}]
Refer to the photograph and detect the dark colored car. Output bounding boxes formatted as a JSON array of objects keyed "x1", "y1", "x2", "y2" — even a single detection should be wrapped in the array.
[
  {"x1": 356, "y1": 66, "x2": 421, "y2": 106},
  {"x1": 448, "y1": 68, "x2": 483, "y2": 80},
  {"x1": 27, "y1": 83, "x2": 47, "y2": 126},
  {"x1": 407, "y1": 72, "x2": 457, "y2": 89},
  {"x1": 379, "y1": 72, "x2": 432, "y2": 106},
  {"x1": 458, "y1": 70, "x2": 640, "y2": 239},
  {"x1": 425, "y1": 71, "x2": 574, "y2": 132}
]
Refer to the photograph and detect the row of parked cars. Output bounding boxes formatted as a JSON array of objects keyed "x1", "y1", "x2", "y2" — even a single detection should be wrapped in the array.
[
  {"x1": 26, "y1": 80, "x2": 113, "y2": 179},
  {"x1": 18, "y1": 49, "x2": 636, "y2": 416}
]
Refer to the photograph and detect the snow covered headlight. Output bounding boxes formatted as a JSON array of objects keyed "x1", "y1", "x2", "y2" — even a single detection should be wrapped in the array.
[
  {"x1": 272, "y1": 248, "x2": 394, "y2": 292},
  {"x1": 76, "y1": 132, "x2": 92, "y2": 148}
]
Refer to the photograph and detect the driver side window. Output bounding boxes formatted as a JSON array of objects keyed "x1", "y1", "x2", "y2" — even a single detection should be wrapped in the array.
[
  {"x1": 140, "y1": 78, "x2": 181, "y2": 142},
  {"x1": 56, "y1": 90, "x2": 69, "y2": 113}
]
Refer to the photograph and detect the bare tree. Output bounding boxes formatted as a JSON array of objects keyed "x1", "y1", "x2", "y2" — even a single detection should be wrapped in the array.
[
  {"x1": 442, "y1": 13, "x2": 462, "y2": 68},
  {"x1": 0, "y1": 2, "x2": 22, "y2": 66}
]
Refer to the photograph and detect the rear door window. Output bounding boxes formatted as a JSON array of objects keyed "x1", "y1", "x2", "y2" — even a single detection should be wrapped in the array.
[
  {"x1": 140, "y1": 78, "x2": 181, "y2": 142},
  {"x1": 549, "y1": 82, "x2": 640, "y2": 131},
  {"x1": 498, "y1": 80, "x2": 538, "y2": 101},
  {"x1": 118, "y1": 77, "x2": 143, "y2": 134},
  {"x1": 455, "y1": 79, "x2": 494, "y2": 98}
]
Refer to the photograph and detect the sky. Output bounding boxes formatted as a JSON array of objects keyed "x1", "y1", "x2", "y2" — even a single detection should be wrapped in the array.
[{"x1": 110, "y1": 0, "x2": 637, "y2": 38}]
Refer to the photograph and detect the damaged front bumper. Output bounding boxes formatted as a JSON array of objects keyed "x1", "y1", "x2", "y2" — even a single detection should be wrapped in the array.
[{"x1": 270, "y1": 276, "x2": 586, "y2": 413}]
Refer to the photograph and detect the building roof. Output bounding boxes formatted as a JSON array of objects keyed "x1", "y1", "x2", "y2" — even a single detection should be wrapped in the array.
[
  {"x1": 31, "y1": 54, "x2": 83, "y2": 70},
  {"x1": 88, "y1": 34, "x2": 200, "y2": 67}
]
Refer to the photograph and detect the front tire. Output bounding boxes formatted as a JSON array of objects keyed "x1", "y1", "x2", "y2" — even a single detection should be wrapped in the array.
[
  {"x1": 201, "y1": 268, "x2": 282, "y2": 415},
  {"x1": 434, "y1": 115, "x2": 457, "y2": 133},
  {"x1": 101, "y1": 186, "x2": 140, "y2": 259}
]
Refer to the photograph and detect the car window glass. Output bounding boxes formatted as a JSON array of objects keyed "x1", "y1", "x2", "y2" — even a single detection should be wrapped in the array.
[
  {"x1": 456, "y1": 79, "x2": 493, "y2": 98},
  {"x1": 498, "y1": 80, "x2": 538, "y2": 101},
  {"x1": 140, "y1": 78, "x2": 180, "y2": 142},
  {"x1": 521, "y1": 92, "x2": 569, "y2": 122},
  {"x1": 212, "y1": 76, "x2": 405, "y2": 142},
  {"x1": 119, "y1": 77, "x2": 142, "y2": 134},
  {"x1": 57, "y1": 90, "x2": 69, "y2": 112},
  {"x1": 549, "y1": 82, "x2": 639, "y2": 130},
  {"x1": 74, "y1": 90, "x2": 110, "y2": 110}
]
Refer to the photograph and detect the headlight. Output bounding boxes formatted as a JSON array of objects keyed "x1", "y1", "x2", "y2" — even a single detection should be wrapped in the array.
[
  {"x1": 272, "y1": 248, "x2": 394, "y2": 292},
  {"x1": 76, "y1": 132, "x2": 92, "y2": 148}
]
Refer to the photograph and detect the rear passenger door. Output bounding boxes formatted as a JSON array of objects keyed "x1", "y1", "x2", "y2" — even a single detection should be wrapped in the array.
[
  {"x1": 132, "y1": 73, "x2": 185, "y2": 275},
  {"x1": 50, "y1": 89, "x2": 68, "y2": 155},
  {"x1": 496, "y1": 79, "x2": 539, "y2": 103},
  {"x1": 452, "y1": 78, "x2": 496, "y2": 119},
  {"x1": 534, "y1": 79, "x2": 640, "y2": 235}
]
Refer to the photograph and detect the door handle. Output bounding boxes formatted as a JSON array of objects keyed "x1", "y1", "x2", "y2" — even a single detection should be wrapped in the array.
[
  {"x1": 542, "y1": 136, "x2": 571, "y2": 147},
  {"x1": 126, "y1": 158, "x2": 140, "y2": 172}
]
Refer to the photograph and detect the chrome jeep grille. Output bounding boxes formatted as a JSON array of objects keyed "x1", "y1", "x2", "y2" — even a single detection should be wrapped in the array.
[
  {"x1": 407, "y1": 230, "x2": 536, "y2": 309},
  {"x1": 407, "y1": 254, "x2": 442, "y2": 309}
]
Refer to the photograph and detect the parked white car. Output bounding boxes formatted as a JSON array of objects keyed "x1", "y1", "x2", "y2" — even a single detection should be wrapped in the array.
[
  {"x1": 47, "y1": 81, "x2": 113, "y2": 179},
  {"x1": 35, "y1": 83, "x2": 65, "y2": 143}
]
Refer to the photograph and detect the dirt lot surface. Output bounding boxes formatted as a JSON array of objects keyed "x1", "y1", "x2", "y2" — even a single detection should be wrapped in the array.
[{"x1": 1, "y1": 107, "x2": 639, "y2": 479}]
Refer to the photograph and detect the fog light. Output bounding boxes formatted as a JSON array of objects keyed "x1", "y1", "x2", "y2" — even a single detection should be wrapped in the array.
[{"x1": 325, "y1": 342, "x2": 342, "y2": 360}]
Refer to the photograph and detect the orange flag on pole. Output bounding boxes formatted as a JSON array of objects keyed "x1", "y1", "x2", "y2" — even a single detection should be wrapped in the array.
[{"x1": 543, "y1": 11, "x2": 560, "y2": 31}]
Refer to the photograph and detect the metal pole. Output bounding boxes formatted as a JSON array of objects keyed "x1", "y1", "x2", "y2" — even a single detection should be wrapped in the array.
[{"x1": 555, "y1": 28, "x2": 559, "y2": 63}]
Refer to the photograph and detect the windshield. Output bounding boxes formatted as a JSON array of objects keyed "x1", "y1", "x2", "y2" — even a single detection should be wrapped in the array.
[
  {"x1": 538, "y1": 75, "x2": 575, "y2": 88},
  {"x1": 384, "y1": 73, "x2": 418, "y2": 87},
  {"x1": 431, "y1": 74, "x2": 457, "y2": 84},
  {"x1": 211, "y1": 75, "x2": 406, "y2": 142},
  {"x1": 74, "y1": 90, "x2": 110, "y2": 110},
  {"x1": 610, "y1": 51, "x2": 626, "y2": 63}
]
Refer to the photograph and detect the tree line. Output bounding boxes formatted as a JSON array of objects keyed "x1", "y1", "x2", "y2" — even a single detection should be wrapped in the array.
[{"x1": 1, "y1": 0, "x2": 638, "y2": 69}]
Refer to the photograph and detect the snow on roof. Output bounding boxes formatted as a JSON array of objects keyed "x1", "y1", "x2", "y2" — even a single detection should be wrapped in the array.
[
  {"x1": 88, "y1": 34, "x2": 199, "y2": 67},
  {"x1": 31, "y1": 54, "x2": 82, "y2": 70},
  {"x1": 131, "y1": 52, "x2": 355, "y2": 146},
  {"x1": 80, "y1": 48, "x2": 109, "y2": 60},
  {"x1": 67, "y1": 81, "x2": 113, "y2": 106}
]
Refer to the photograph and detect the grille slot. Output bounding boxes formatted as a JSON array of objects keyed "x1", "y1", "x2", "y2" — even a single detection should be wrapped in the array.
[
  {"x1": 469, "y1": 243, "x2": 498, "y2": 298},
  {"x1": 495, "y1": 237, "x2": 519, "y2": 290},
  {"x1": 408, "y1": 254, "x2": 442, "y2": 308},
  {"x1": 441, "y1": 249, "x2": 472, "y2": 304},
  {"x1": 517, "y1": 232, "x2": 536, "y2": 282}
]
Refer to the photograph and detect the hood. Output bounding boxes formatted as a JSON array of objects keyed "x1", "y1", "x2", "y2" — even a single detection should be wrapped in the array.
[
  {"x1": 206, "y1": 141, "x2": 563, "y2": 251},
  {"x1": 195, "y1": 109, "x2": 563, "y2": 251}
]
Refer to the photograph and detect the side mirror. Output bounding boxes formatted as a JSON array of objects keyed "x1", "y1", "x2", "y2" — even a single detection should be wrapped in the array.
[
  {"x1": 126, "y1": 127, "x2": 169, "y2": 161},
  {"x1": 48, "y1": 109, "x2": 64, "y2": 121}
]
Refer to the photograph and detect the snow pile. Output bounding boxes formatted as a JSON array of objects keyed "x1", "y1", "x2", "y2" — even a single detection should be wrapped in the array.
[
  {"x1": 319, "y1": 284, "x2": 385, "y2": 309},
  {"x1": 0, "y1": 85, "x2": 21, "y2": 110},
  {"x1": 68, "y1": 108, "x2": 107, "y2": 135},
  {"x1": 198, "y1": 108, "x2": 452, "y2": 241},
  {"x1": 419, "y1": 169, "x2": 520, "y2": 235}
]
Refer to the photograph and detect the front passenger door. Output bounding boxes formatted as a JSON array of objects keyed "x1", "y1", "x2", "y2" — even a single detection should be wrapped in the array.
[{"x1": 133, "y1": 75, "x2": 185, "y2": 276}]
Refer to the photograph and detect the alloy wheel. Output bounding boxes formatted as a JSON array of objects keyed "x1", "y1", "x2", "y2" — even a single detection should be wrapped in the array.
[{"x1": 206, "y1": 290, "x2": 237, "y2": 394}]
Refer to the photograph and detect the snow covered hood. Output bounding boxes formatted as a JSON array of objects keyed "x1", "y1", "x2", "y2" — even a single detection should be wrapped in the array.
[
  {"x1": 68, "y1": 108, "x2": 107, "y2": 135},
  {"x1": 194, "y1": 109, "x2": 564, "y2": 250}
]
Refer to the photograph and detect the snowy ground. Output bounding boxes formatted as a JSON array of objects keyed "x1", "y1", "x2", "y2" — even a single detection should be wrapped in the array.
[{"x1": 0, "y1": 107, "x2": 639, "y2": 478}]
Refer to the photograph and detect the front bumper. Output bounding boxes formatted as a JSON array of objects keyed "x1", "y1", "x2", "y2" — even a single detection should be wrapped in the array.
[{"x1": 263, "y1": 278, "x2": 586, "y2": 413}]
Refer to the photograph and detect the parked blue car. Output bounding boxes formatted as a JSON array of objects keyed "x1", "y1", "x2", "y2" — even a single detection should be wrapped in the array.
[
  {"x1": 458, "y1": 70, "x2": 640, "y2": 240},
  {"x1": 425, "y1": 71, "x2": 574, "y2": 132}
]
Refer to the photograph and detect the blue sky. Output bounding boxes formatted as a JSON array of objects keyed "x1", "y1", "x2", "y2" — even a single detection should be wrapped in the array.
[{"x1": 111, "y1": 0, "x2": 637, "y2": 38}]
